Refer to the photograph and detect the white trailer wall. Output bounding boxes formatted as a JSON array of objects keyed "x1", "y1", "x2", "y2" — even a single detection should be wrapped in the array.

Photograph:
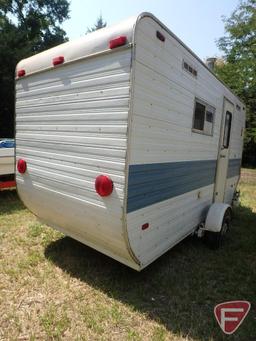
[
  {"x1": 16, "y1": 48, "x2": 137, "y2": 267},
  {"x1": 126, "y1": 16, "x2": 245, "y2": 268}
]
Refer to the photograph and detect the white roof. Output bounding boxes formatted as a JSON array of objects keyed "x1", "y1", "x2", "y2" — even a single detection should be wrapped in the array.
[
  {"x1": 15, "y1": 12, "x2": 245, "y2": 106},
  {"x1": 16, "y1": 15, "x2": 138, "y2": 76}
]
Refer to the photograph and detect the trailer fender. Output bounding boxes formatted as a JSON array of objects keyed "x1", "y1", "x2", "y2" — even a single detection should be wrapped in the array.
[{"x1": 204, "y1": 203, "x2": 232, "y2": 233}]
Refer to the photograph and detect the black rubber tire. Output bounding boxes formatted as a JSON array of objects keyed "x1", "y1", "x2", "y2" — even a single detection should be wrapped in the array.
[{"x1": 204, "y1": 209, "x2": 232, "y2": 249}]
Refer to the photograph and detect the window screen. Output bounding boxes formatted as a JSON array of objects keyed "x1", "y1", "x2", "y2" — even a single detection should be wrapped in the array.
[
  {"x1": 192, "y1": 99, "x2": 215, "y2": 135},
  {"x1": 223, "y1": 111, "x2": 232, "y2": 148},
  {"x1": 193, "y1": 102, "x2": 205, "y2": 131},
  {"x1": 206, "y1": 111, "x2": 213, "y2": 123}
]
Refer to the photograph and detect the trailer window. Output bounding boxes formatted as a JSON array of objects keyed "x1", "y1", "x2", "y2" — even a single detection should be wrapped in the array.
[
  {"x1": 193, "y1": 102, "x2": 205, "y2": 130},
  {"x1": 223, "y1": 111, "x2": 232, "y2": 148},
  {"x1": 192, "y1": 99, "x2": 215, "y2": 136}
]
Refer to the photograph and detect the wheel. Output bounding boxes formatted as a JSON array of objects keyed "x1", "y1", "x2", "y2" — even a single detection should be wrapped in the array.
[{"x1": 204, "y1": 209, "x2": 232, "y2": 249}]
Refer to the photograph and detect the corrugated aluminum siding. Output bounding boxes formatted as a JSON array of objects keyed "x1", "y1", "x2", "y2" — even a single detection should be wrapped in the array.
[
  {"x1": 126, "y1": 16, "x2": 244, "y2": 268},
  {"x1": 16, "y1": 48, "x2": 136, "y2": 266},
  {"x1": 127, "y1": 160, "x2": 217, "y2": 213}
]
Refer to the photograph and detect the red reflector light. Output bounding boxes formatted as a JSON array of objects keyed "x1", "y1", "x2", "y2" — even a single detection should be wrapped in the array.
[
  {"x1": 18, "y1": 69, "x2": 26, "y2": 77},
  {"x1": 109, "y1": 36, "x2": 127, "y2": 49},
  {"x1": 142, "y1": 223, "x2": 149, "y2": 230},
  {"x1": 95, "y1": 175, "x2": 113, "y2": 197},
  {"x1": 17, "y1": 159, "x2": 27, "y2": 174},
  {"x1": 156, "y1": 30, "x2": 165, "y2": 42},
  {"x1": 52, "y1": 56, "x2": 65, "y2": 66}
]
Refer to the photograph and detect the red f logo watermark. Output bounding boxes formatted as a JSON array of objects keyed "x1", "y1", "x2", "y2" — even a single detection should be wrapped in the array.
[{"x1": 214, "y1": 301, "x2": 251, "y2": 334}]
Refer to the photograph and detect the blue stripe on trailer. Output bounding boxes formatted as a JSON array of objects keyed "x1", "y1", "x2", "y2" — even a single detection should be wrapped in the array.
[
  {"x1": 227, "y1": 158, "x2": 241, "y2": 178},
  {"x1": 127, "y1": 158, "x2": 242, "y2": 213},
  {"x1": 127, "y1": 159, "x2": 217, "y2": 213}
]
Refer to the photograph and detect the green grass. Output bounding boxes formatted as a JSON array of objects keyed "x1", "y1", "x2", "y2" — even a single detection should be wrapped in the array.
[{"x1": 0, "y1": 169, "x2": 255, "y2": 340}]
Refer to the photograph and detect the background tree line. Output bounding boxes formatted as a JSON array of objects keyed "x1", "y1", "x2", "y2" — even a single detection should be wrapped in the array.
[
  {"x1": 0, "y1": 0, "x2": 255, "y2": 166},
  {"x1": 0, "y1": 0, "x2": 105, "y2": 137},
  {"x1": 214, "y1": 0, "x2": 256, "y2": 166}
]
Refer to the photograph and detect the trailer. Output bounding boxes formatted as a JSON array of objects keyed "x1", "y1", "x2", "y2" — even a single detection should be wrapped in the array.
[
  {"x1": 0, "y1": 139, "x2": 15, "y2": 189},
  {"x1": 15, "y1": 13, "x2": 245, "y2": 270}
]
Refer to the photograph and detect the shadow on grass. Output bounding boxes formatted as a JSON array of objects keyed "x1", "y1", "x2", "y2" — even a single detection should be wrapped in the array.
[
  {"x1": 45, "y1": 205, "x2": 256, "y2": 341},
  {"x1": 0, "y1": 190, "x2": 26, "y2": 214}
]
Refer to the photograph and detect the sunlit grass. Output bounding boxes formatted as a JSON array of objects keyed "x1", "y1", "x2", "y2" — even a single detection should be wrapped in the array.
[{"x1": 0, "y1": 170, "x2": 255, "y2": 340}]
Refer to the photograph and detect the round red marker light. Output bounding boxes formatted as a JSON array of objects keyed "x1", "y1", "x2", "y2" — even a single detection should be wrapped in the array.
[
  {"x1": 17, "y1": 159, "x2": 27, "y2": 174},
  {"x1": 95, "y1": 175, "x2": 113, "y2": 197},
  {"x1": 17, "y1": 69, "x2": 26, "y2": 77}
]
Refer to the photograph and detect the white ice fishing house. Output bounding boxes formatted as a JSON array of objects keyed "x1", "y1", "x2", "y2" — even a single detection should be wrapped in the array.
[{"x1": 15, "y1": 13, "x2": 245, "y2": 270}]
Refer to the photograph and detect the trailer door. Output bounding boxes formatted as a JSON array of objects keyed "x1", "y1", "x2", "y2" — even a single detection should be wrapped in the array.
[{"x1": 214, "y1": 98, "x2": 234, "y2": 202}]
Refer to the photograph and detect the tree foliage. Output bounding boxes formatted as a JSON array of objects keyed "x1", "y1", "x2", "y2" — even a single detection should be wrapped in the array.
[
  {"x1": 86, "y1": 14, "x2": 106, "y2": 34},
  {"x1": 0, "y1": 0, "x2": 70, "y2": 137},
  {"x1": 214, "y1": 0, "x2": 256, "y2": 166}
]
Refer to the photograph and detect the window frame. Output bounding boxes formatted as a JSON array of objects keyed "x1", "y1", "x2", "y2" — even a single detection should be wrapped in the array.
[
  {"x1": 222, "y1": 110, "x2": 232, "y2": 149},
  {"x1": 192, "y1": 97, "x2": 215, "y2": 136}
]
